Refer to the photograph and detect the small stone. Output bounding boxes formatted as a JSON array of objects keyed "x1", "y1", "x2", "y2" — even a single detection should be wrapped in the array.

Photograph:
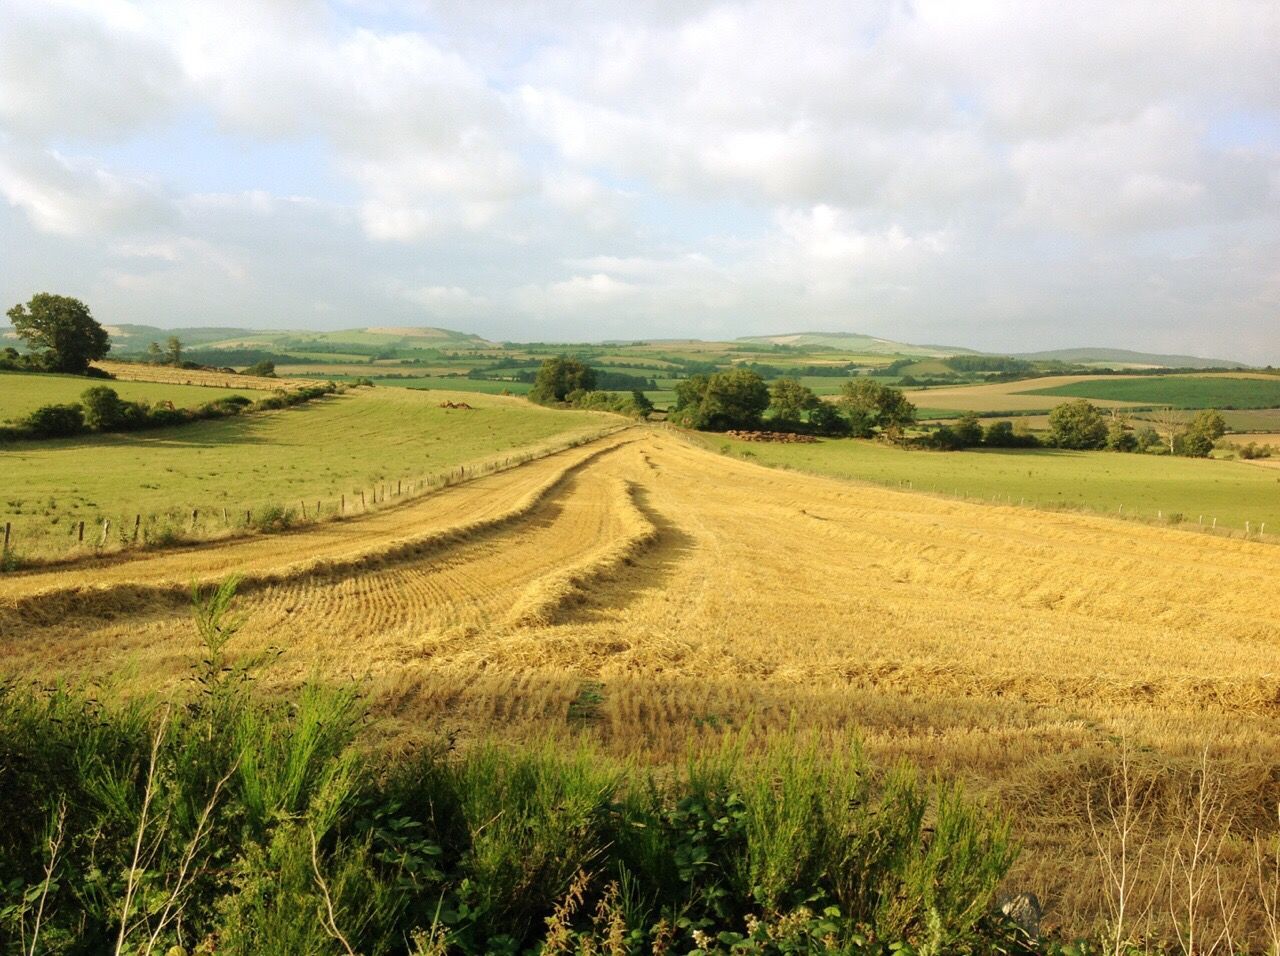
[{"x1": 1001, "y1": 892, "x2": 1042, "y2": 938}]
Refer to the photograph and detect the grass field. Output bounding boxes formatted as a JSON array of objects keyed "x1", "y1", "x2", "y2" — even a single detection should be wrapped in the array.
[
  {"x1": 900, "y1": 374, "x2": 1145, "y2": 413},
  {"x1": 0, "y1": 370, "x2": 260, "y2": 422},
  {"x1": 713, "y1": 433, "x2": 1280, "y2": 531},
  {"x1": 1026, "y1": 373, "x2": 1280, "y2": 408},
  {"x1": 0, "y1": 388, "x2": 617, "y2": 559},
  {"x1": 2, "y1": 426, "x2": 1278, "y2": 944}
]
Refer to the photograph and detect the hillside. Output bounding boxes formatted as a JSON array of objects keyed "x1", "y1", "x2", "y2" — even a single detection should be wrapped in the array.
[
  {"x1": 1012, "y1": 347, "x2": 1245, "y2": 369},
  {"x1": 736, "y1": 331, "x2": 977, "y2": 356}
]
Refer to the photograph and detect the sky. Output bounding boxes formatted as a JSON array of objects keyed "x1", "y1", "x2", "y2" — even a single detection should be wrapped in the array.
[{"x1": 1, "y1": 0, "x2": 1277, "y2": 360}]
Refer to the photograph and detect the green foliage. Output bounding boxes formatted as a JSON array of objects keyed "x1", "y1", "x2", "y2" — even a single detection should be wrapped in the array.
[
  {"x1": 22, "y1": 403, "x2": 84, "y2": 438},
  {"x1": 6, "y1": 293, "x2": 110, "y2": 374},
  {"x1": 953, "y1": 413, "x2": 984, "y2": 448},
  {"x1": 243, "y1": 360, "x2": 277, "y2": 378},
  {"x1": 565, "y1": 389, "x2": 652, "y2": 418},
  {"x1": 529, "y1": 356, "x2": 597, "y2": 404},
  {"x1": 769, "y1": 378, "x2": 820, "y2": 424},
  {"x1": 1048, "y1": 400, "x2": 1108, "y2": 450},
  {"x1": 943, "y1": 355, "x2": 1035, "y2": 375},
  {"x1": 1171, "y1": 409, "x2": 1227, "y2": 458},
  {"x1": 1105, "y1": 418, "x2": 1138, "y2": 453},
  {"x1": 671, "y1": 369, "x2": 771, "y2": 431},
  {"x1": 838, "y1": 380, "x2": 917, "y2": 438},
  {"x1": 808, "y1": 402, "x2": 851, "y2": 436},
  {"x1": 982, "y1": 420, "x2": 1039, "y2": 448}
]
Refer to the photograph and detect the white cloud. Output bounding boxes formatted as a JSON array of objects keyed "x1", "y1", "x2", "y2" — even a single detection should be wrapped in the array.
[
  {"x1": 0, "y1": 0, "x2": 1276, "y2": 359},
  {"x1": 0, "y1": 147, "x2": 175, "y2": 235}
]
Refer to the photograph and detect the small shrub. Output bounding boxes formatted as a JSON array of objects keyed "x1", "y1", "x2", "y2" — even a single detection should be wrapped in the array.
[
  {"x1": 23, "y1": 403, "x2": 85, "y2": 437},
  {"x1": 250, "y1": 504, "x2": 296, "y2": 532}
]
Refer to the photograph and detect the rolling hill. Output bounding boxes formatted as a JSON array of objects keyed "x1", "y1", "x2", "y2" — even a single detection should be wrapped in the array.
[
  {"x1": 1011, "y1": 347, "x2": 1245, "y2": 369},
  {"x1": 736, "y1": 331, "x2": 977, "y2": 356}
]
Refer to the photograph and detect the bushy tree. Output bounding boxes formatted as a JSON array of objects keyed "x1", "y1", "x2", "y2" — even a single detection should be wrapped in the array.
[
  {"x1": 808, "y1": 401, "x2": 850, "y2": 436},
  {"x1": 1105, "y1": 417, "x2": 1137, "y2": 452},
  {"x1": 769, "y1": 377, "x2": 819, "y2": 424},
  {"x1": 243, "y1": 360, "x2": 277, "y2": 378},
  {"x1": 80, "y1": 386, "x2": 125, "y2": 430},
  {"x1": 529, "y1": 356, "x2": 597, "y2": 404},
  {"x1": 953, "y1": 413, "x2": 984, "y2": 448},
  {"x1": 838, "y1": 379, "x2": 916, "y2": 437},
  {"x1": 1047, "y1": 400, "x2": 1107, "y2": 450},
  {"x1": 672, "y1": 374, "x2": 709, "y2": 411},
  {"x1": 700, "y1": 368, "x2": 770, "y2": 430},
  {"x1": 670, "y1": 369, "x2": 769, "y2": 431},
  {"x1": 6, "y1": 293, "x2": 110, "y2": 374},
  {"x1": 24, "y1": 403, "x2": 85, "y2": 437},
  {"x1": 1134, "y1": 425, "x2": 1161, "y2": 453},
  {"x1": 166, "y1": 336, "x2": 183, "y2": 366},
  {"x1": 1172, "y1": 409, "x2": 1226, "y2": 457},
  {"x1": 982, "y1": 419, "x2": 1040, "y2": 448}
]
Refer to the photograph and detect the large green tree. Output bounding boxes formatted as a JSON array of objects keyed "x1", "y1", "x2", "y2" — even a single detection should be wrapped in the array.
[
  {"x1": 529, "y1": 356, "x2": 597, "y2": 404},
  {"x1": 6, "y1": 293, "x2": 110, "y2": 374},
  {"x1": 837, "y1": 379, "x2": 916, "y2": 438},
  {"x1": 768, "y1": 377, "x2": 819, "y2": 424},
  {"x1": 1173, "y1": 409, "x2": 1226, "y2": 458},
  {"x1": 1047, "y1": 399, "x2": 1107, "y2": 450},
  {"x1": 671, "y1": 369, "x2": 769, "y2": 431}
]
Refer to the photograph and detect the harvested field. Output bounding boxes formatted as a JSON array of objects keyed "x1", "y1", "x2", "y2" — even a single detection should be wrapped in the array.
[
  {"x1": 94, "y1": 359, "x2": 314, "y2": 390},
  {"x1": 3, "y1": 426, "x2": 1278, "y2": 939}
]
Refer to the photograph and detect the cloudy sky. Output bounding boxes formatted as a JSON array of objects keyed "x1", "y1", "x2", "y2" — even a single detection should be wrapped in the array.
[{"x1": 1, "y1": 0, "x2": 1277, "y2": 359}]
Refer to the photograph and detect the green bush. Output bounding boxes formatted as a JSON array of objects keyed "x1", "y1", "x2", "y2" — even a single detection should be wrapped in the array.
[{"x1": 22, "y1": 402, "x2": 84, "y2": 437}]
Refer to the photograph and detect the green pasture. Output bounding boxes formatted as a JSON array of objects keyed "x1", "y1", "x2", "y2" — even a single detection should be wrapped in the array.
[
  {"x1": 1026, "y1": 375, "x2": 1280, "y2": 409},
  {"x1": 0, "y1": 371, "x2": 261, "y2": 423},
  {"x1": 713, "y1": 434, "x2": 1280, "y2": 533},
  {"x1": 0, "y1": 388, "x2": 615, "y2": 558}
]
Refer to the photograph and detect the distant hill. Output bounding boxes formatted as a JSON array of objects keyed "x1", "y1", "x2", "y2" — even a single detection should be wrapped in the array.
[
  {"x1": 1011, "y1": 348, "x2": 1245, "y2": 369},
  {"x1": 736, "y1": 332, "x2": 977, "y2": 357},
  {"x1": 199, "y1": 327, "x2": 494, "y2": 352}
]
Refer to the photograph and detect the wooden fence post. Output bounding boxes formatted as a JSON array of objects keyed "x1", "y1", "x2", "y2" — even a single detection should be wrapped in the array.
[
  {"x1": 100, "y1": 519, "x2": 110, "y2": 546},
  {"x1": 78, "y1": 520, "x2": 84, "y2": 543},
  {"x1": 134, "y1": 514, "x2": 141, "y2": 541},
  {"x1": 301, "y1": 501, "x2": 307, "y2": 519},
  {"x1": 3, "y1": 521, "x2": 9, "y2": 553},
  {"x1": 341, "y1": 494, "x2": 345, "y2": 514},
  {"x1": 397, "y1": 479, "x2": 402, "y2": 495},
  {"x1": 360, "y1": 490, "x2": 366, "y2": 509},
  {"x1": 192, "y1": 509, "x2": 198, "y2": 527}
]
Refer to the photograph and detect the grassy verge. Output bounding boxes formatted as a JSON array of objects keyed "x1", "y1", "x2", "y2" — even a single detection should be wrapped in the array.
[
  {"x1": 709, "y1": 433, "x2": 1280, "y2": 534},
  {"x1": 0, "y1": 389, "x2": 618, "y2": 562}
]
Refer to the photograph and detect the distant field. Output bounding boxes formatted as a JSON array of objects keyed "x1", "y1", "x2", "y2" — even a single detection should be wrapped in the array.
[
  {"x1": 0, "y1": 370, "x2": 256, "y2": 422},
  {"x1": 96, "y1": 360, "x2": 308, "y2": 389},
  {"x1": 900, "y1": 375, "x2": 1142, "y2": 413},
  {"x1": 712, "y1": 434, "x2": 1280, "y2": 532},
  {"x1": 1026, "y1": 374, "x2": 1280, "y2": 409},
  {"x1": 0, "y1": 388, "x2": 616, "y2": 558},
  {"x1": 1130, "y1": 407, "x2": 1280, "y2": 432}
]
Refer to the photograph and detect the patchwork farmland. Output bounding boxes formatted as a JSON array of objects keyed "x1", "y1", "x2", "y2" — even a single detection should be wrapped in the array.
[{"x1": 3, "y1": 419, "x2": 1278, "y2": 942}]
